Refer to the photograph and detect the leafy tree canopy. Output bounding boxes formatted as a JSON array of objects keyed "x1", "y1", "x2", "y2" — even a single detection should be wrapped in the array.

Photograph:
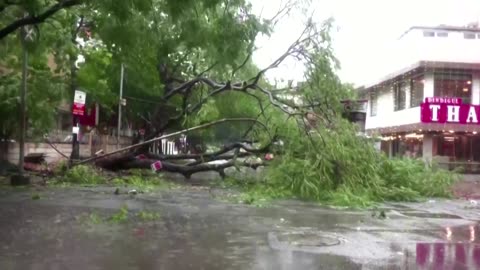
[{"x1": 0, "y1": 0, "x2": 272, "y2": 138}]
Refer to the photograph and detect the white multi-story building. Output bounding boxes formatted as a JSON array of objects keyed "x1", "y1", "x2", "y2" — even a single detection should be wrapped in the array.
[{"x1": 361, "y1": 24, "x2": 480, "y2": 172}]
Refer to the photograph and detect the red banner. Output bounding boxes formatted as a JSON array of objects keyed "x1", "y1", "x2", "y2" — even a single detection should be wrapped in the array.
[
  {"x1": 72, "y1": 103, "x2": 85, "y2": 116},
  {"x1": 421, "y1": 97, "x2": 479, "y2": 124}
]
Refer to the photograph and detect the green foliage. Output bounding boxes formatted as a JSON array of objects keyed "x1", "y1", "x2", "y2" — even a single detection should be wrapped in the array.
[
  {"x1": 260, "y1": 120, "x2": 458, "y2": 207},
  {"x1": 1, "y1": 0, "x2": 269, "y2": 139},
  {"x1": 81, "y1": 208, "x2": 159, "y2": 227},
  {"x1": 110, "y1": 205, "x2": 129, "y2": 223},
  {"x1": 225, "y1": 122, "x2": 458, "y2": 208},
  {"x1": 215, "y1": 177, "x2": 292, "y2": 207},
  {"x1": 217, "y1": 19, "x2": 456, "y2": 207},
  {"x1": 137, "y1": 211, "x2": 161, "y2": 221},
  {"x1": 376, "y1": 158, "x2": 458, "y2": 200},
  {"x1": 53, "y1": 160, "x2": 69, "y2": 175},
  {"x1": 63, "y1": 165, "x2": 105, "y2": 185},
  {"x1": 113, "y1": 170, "x2": 175, "y2": 192},
  {"x1": 84, "y1": 212, "x2": 103, "y2": 225}
]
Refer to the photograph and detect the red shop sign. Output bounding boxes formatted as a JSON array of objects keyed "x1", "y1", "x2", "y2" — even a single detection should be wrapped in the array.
[{"x1": 421, "y1": 97, "x2": 479, "y2": 124}]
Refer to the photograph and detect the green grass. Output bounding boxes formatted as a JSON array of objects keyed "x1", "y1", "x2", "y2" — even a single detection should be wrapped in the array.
[
  {"x1": 214, "y1": 177, "x2": 293, "y2": 207},
  {"x1": 52, "y1": 166, "x2": 177, "y2": 192},
  {"x1": 112, "y1": 173, "x2": 176, "y2": 193},
  {"x1": 80, "y1": 207, "x2": 160, "y2": 227},
  {"x1": 109, "y1": 205, "x2": 129, "y2": 223},
  {"x1": 60, "y1": 165, "x2": 105, "y2": 185},
  {"x1": 137, "y1": 210, "x2": 161, "y2": 221}
]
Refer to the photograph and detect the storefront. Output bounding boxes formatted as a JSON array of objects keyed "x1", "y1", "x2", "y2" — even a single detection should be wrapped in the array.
[
  {"x1": 380, "y1": 131, "x2": 480, "y2": 173},
  {"x1": 376, "y1": 95, "x2": 480, "y2": 173}
]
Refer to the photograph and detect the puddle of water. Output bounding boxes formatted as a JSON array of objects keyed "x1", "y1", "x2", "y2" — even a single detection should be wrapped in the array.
[
  {"x1": 400, "y1": 211, "x2": 463, "y2": 219},
  {"x1": 416, "y1": 242, "x2": 480, "y2": 269},
  {"x1": 275, "y1": 231, "x2": 341, "y2": 247},
  {"x1": 441, "y1": 223, "x2": 480, "y2": 243},
  {"x1": 408, "y1": 223, "x2": 480, "y2": 269},
  {"x1": 0, "y1": 201, "x2": 362, "y2": 270}
]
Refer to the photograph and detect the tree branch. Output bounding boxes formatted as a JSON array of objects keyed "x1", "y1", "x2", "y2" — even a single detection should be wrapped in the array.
[
  {"x1": 0, "y1": 0, "x2": 82, "y2": 40},
  {"x1": 75, "y1": 118, "x2": 269, "y2": 166}
]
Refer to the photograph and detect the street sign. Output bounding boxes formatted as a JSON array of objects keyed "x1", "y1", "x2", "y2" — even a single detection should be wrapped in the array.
[
  {"x1": 73, "y1": 90, "x2": 86, "y2": 116},
  {"x1": 20, "y1": 14, "x2": 39, "y2": 45},
  {"x1": 74, "y1": 90, "x2": 86, "y2": 104},
  {"x1": 23, "y1": 26, "x2": 37, "y2": 42}
]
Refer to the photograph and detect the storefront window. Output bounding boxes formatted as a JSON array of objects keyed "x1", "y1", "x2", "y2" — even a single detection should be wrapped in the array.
[
  {"x1": 392, "y1": 137, "x2": 423, "y2": 158},
  {"x1": 435, "y1": 134, "x2": 480, "y2": 162},
  {"x1": 434, "y1": 72, "x2": 472, "y2": 104}
]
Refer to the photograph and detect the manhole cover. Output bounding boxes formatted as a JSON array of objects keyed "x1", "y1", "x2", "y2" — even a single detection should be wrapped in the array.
[{"x1": 275, "y1": 232, "x2": 341, "y2": 247}]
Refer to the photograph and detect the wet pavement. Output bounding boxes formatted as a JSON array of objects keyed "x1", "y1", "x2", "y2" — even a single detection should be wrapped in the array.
[{"x1": 1, "y1": 186, "x2": 480, "y2": 269}]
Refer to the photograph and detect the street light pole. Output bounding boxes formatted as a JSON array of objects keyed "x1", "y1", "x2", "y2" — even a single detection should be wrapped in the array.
[
  {"x1": 117, "y1": 63, "x2": 124, "y2": 149},
  {"x1": 18, "y1": 36, "x2": 28, "y2": 176}
]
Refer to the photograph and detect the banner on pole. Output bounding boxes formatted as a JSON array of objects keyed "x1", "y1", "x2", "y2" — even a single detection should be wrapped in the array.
[{"x1": 73, "y1": 90, "x2": 86, "y2": 116}]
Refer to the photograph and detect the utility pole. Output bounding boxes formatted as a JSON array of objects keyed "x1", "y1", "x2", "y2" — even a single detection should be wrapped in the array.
[
  {"x1": 13, "y1": 16, "x2": 37, "y2": 185},
  {"x1": 70, "y1": 68, "x2": 80, "y2": 160},
  {"x1": 18, "y1": 32, "x2": 28, "y2": 176},
  {"x1": 117, "y1": 63, "x2": 124, "y2": 149}
]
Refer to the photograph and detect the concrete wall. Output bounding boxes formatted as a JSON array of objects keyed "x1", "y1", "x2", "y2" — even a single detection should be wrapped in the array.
[
  {"x1": 1, "y1": 142, "x2": 130, "y2": 165},
  {"x1": 365, "y1": 82, "x2": 422, "y2": 130}
]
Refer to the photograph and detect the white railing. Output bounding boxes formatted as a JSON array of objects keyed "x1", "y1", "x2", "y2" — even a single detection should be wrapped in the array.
[{"x1": 149, "y1": 139, "x2": 180, "y2": 155}]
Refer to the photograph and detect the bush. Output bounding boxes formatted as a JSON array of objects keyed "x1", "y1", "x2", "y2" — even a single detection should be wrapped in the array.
[
  {"x1": 245, "y1": 119, "x2": 459, "y2": 207},
  {"x1": 112, "y1": 171, "x2": 175, "y2": 192},
  {"x1": 64, "y1": 165, "x2": 105, "y2": 185},
  {"x1": 376, "y1": 158, "x2": 457, "y2": 200}
]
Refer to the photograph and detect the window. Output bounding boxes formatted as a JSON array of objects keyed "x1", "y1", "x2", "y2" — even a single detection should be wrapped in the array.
[
  {"x1": 410, "y1": 75, "x2": 424, "y2": 107},
  {"x1": 434, "y1": 72, "x2": 472, "y2": 103},
  {"x1": 464, "y1": 32, "x2": 476, "y2": 39},
  {"x1": 393, "y1": 81, "x2": 406, "y2": 111},
  {"x1": 436, "y1": 32, "x2": 448, "y2": 37},
  {"x1": 370, "y1": 92, "x2": 377, "y2": 116},
  {"x1": 423, "y1": 31, "x2": 435, "y2": 37}
]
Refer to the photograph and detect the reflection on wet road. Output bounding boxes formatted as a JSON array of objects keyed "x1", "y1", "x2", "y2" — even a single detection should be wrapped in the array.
[
  {"x1": 0, "y1": 187, "x2": 479, "y2": 269},
  {"x1": 414, "y1": 224, "x2": 480, "y2": 269}
]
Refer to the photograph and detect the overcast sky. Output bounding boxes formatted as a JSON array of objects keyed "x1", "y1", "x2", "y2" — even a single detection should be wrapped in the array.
[{"x1": 251, "y1": 0, "x2": 480, "y2": 86}]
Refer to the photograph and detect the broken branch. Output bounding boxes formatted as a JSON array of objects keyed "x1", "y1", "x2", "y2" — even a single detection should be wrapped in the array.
[{"x1": 74, "y1": 118, "x2": 268, "y2": 166}]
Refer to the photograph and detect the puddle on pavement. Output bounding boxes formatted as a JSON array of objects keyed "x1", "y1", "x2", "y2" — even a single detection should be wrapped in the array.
[
  {"x1": 441, "y1": 223, "x2": 480, "y2": 243},
  {"x1": 0, "y1": 200, "x2": 363, "y2": 270},
  {"x1": 415, "y1": 242, "x2": 480, "y2": 269},
  {"x1": 274, "y1": 231, "x2": 341, "y2": 247},
  {"x1": 4, "y1": 188, "x2": 480, "y2": 270},
  {"x1": 400, "y1": 211, "x2": 463, "y2": 219},
  {"x1": 409, "y1": 223, "x2": 480, "y2": 269}
]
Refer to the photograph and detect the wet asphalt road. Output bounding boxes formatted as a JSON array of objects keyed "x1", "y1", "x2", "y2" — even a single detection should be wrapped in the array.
[{"x1": 0, "y1": 185, "x2": 479, "y2": 270}]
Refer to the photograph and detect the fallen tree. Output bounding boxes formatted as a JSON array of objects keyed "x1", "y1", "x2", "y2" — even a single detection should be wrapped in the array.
[
  {"x1": 57, "y1": 16, "x2": 459, "y2": 207},
  {"x1": 79, "y1": 118, "x2": 272, "y2": 178},
  {"x1": 73, "y1": 21, "x2": 324, "y2": 178}
]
